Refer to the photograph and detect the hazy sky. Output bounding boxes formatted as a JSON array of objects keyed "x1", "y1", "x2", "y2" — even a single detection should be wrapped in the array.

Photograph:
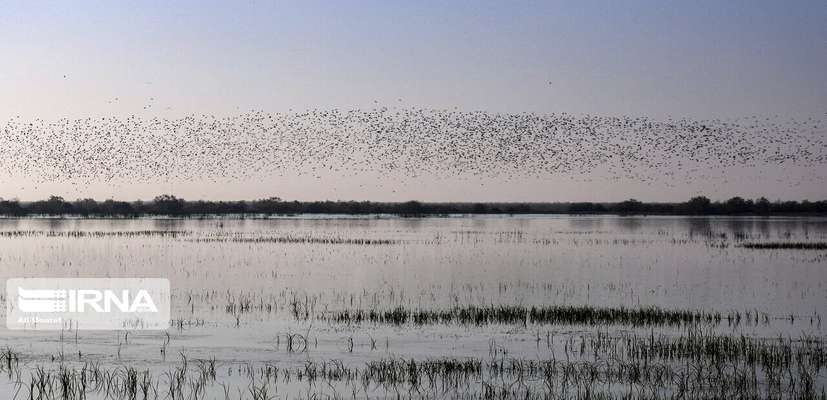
[{"x1": 1, "y1": 1, "x2": 825, "y2": 201}]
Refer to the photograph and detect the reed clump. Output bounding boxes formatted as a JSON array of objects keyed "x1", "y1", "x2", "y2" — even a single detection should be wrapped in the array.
[
  {"x1": 0, "y1": 230, "x2": 189, "y2": 238},
  {"x1": 189, "y1": 235, "x2": 399, "y2": 245},
  {"x1": 326, "y1": 304, "x2": 729, "y2": 327},
  {"x1": 740, "y1": 242, "x2": 827, "y2": 250},
  {"x1": 5, "y1": 334, "x2": 826, "y2": 400}
]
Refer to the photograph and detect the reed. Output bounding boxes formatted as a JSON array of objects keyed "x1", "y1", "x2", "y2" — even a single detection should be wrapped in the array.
[
  {"x1": 740, "y1": 242, "x2": 827, "y2": 250},
  {"x1": 324, "y1": 304, "x2": 741, "y2": 328}
]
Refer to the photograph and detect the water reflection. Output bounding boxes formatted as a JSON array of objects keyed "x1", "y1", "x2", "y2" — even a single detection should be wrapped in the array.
[{"x1": 0, "y1": 215, "x2": 824, "y2": 317}]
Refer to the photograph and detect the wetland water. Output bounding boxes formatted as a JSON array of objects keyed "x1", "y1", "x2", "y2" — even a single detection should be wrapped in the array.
[{"x1": 1, "y1": 215, "x2": 825, "y2": 399}]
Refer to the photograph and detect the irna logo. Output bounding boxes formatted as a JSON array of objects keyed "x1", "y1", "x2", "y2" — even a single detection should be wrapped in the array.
[
  {"x1": 7, "y1": 278, "x2": 170, "y2": 330},
  {"x1": 17, "y1": 288, "x2": 159, "y2": 313}
]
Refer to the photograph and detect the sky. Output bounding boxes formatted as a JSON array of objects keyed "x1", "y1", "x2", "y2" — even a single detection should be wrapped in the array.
[{"x1": 0, "y1": 1, "x2": 826, "y2": 202}]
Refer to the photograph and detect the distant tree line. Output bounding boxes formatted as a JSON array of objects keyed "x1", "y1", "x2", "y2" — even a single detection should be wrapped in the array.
[{"x1": 0, "y1": 195, "x2": 825, "y2": 217}]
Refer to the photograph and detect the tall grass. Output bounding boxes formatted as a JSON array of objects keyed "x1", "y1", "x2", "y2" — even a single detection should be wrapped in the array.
[{"x1": 322, "y1": 304, "x2": 758, "y2": 328}]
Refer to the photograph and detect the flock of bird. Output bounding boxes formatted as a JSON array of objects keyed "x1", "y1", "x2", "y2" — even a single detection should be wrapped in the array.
[{"x1": 0, "y1": 107, "x2": 824, "y2": 186}]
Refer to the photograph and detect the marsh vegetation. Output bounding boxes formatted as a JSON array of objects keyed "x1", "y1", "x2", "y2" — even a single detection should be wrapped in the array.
[{"x1": 1, "y1": 215, "x2": 825, "y2": 398}]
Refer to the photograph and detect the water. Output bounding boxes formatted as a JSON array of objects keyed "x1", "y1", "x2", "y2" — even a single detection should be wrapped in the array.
[{"x1": 1, "y1": 215, "x2": 825, "y2": 398}]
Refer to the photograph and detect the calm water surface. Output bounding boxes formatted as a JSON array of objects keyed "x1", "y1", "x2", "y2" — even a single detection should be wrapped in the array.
[
  {"x1": 1, "y1": 215, "x2": 824, "y2": 314},
  {"x1": 0, "y1": 215, "x2": 825, "y2": 397}
]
